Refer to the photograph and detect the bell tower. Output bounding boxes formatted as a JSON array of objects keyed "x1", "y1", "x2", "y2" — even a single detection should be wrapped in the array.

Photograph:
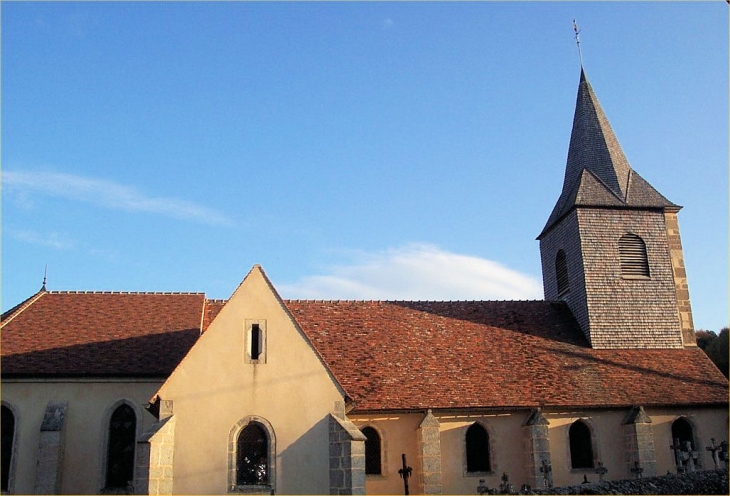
[{"x1": 537, "y1": 70, "x2": 695, "y2": 349}]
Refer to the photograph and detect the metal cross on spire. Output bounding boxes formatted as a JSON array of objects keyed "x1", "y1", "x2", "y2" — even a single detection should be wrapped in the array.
[{"x1": 573, "y1": 19, "x2": 584, "y2": 67}]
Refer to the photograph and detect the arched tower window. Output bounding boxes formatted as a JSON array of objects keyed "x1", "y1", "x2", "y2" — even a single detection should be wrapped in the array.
[
  {"x1": 105, "y1": 404, "x2": 137, "y2": 489},
  {"x1": 237, "y1": 423, "x2": 269, "y2": 485},
  {"x1": 555, "y1": 250, "x2": 570, "y2": 296},
  {"x1": 619, "y1": 234, "x2": 650, "y2": 277},
  {"x1": 569, "y1": 420, "x2": 594, "y2": 469},
  {"x1": 1, "y1": 405, "x2": 15, "y2": 492},
  {"x1": 361, "y1": 426, "x2": 382, "y2": 475},
  {"x1": 466, "y1": 423, "x2": 491, "y2": 473}
]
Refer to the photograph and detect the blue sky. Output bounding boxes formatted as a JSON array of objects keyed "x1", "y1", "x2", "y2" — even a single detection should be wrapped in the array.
[{"x1": 2, "y1": 2, "x2": 728, "y2": 331}]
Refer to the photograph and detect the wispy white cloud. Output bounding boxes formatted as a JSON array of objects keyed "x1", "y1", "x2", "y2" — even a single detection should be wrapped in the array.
[
  {"x1": 6, "y1": 228, "x2": 75, "y2": 250},
  {"x1": 279, "y1": 243, "x2": 543, "y2": 301},
  {"x1": 2, "y1": 170, "x2": 232, "y2": 226},
  {"x1": 382, "y1": 18, "x2": 394, "y2": 29}
]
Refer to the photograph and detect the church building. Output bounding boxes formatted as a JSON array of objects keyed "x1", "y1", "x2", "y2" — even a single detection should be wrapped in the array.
[{"x1": 2, "y1": 69, "x2": 727, "y2": 495}]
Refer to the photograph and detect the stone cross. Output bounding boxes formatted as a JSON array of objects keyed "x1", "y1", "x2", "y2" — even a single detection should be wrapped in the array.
[
  {"x1": 539, "y1": 459, "x2": 553, "y2": 488},
  {"x1": 594, "y1": 462, "x2": 608, "y2": 482},
  {"x1": 669, "y1": 437, "x2": 685, "y2": 473},
  {"x1": 719, "y1": 441, "x2": 729, "y2": 469},
  {"x1": 630, "y1": 461, "x2": 643, "y2": 479},
  {"x1": 499, "y1": 472, "x2": 512, "y2": 494},
  {"x1": 398, "y1": 453, "x2": 413, "y2": 495},
  {"x1": 706, "y1": 438, "x2": 721, "y2": 469},
  {"x1": 683, "y1": 441, "x2": 699, "y2": 473}
]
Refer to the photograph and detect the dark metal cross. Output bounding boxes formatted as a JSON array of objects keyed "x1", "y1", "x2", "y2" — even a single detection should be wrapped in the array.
[
  {"x1": 630, "y1": 461, "x2": 644, "y2": 479},
  {"x1": 398, "y1": 453, "x2": 413, "y2": 495},
  {"x1": 706, "y1": 438, "x2": 721, "y2": 469},
  {"x1": 594, "y1": 461, "x2": 608, "y2": 482}
]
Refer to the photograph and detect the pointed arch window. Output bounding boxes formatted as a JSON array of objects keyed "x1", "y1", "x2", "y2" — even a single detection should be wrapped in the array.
[
  {"x1": 619, "y1": 234, "x2": 650, "y2": 278},
  {"x1": 466, "y1": 423, "x2": 491, "y2": 473},
  {"x1": 569, "y1": 420, "x2": 594, "y2": 469},
  {"x1": 361, "y1": 427, "x2": 382, "y2": 475},
  {"x1": 105, "y1": 404, "x2": 137, "y2": 490},
  {"x1": 555, "y1": 250, "x2": 570, "y2": 296},
  {"x1": 2, "y1": 405, "x2": 15, "y2": 492},
  {"x1": 237, "y1": 423, "x2": 269, "y2": 486}
]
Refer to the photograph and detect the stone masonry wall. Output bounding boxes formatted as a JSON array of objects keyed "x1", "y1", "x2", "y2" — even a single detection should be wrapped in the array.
[
  {"x1": 664, "y1": 211, "x2": 696, "y2": 346},
  {"x1": 329, "y1": 410, "x2": 366, "y2": 495},
  {"x1": 33, "y1": 402, "x2": 68, "y2": 494},
  {"x1": 418, "y1": 410, "x2": 443, "y2": 494},
  {"x1": 134, "y1": 415, "x2": 175, "y2": 495}
]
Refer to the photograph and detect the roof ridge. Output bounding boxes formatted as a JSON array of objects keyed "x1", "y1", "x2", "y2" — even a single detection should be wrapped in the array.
[
  {"x1": 284, "y1": 299, "x2": 548, "y2": 303},
  {"x1": 1, "y1": 290, "x2": 47, "y2": 327},
  {"x1": 46, "y1": 290, "x2": 206, "y2": 295}
]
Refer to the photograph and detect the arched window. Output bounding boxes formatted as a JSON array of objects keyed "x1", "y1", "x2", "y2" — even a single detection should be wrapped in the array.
[
  {"x1": 619, "y1": 234, "x2": 650, "y2": 277},
  {"x1": 237, "y1": 423, "x2": 269, "y2": 485},
  {"x1": 555, "y1": 250, "x2": 570, "y2": 296},
  {"x1": 1, "y1": 405, "x2": 15, "y2": 492},
  {"x1": 569, "y1": 420, "x2": 594, "y2": 469},
  {"x1": 466, "y1": 423, "x2": 491, "y2": 473},
  {"x1": 105, "y1": 404, "x2": 137, "y2": 489},
  {"x1": 671, "y1": 417, "x2": 694, "y2": 450},
  {"x1": 361, "y1": 427, "x2": 382, "y2": 475}
]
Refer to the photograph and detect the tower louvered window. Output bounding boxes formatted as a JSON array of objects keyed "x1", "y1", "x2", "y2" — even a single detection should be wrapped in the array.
[
  {"x1": 619, "y1": 234, "x2": 650, "y2": 277},
  {"x1": 555, "y1": 250, "x2": 569, "y2": 296}
]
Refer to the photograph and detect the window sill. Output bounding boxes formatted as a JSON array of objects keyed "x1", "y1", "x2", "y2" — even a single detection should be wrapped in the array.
[
  {"x1": 465, "y1": 471, "x2": 494, "y2": 477},
  {"x1": 228, "y1": 484, "x2": 273, "y2": 494},
  {"x1": 621, "y1": 275, "x2": 650, "y2": 280}
]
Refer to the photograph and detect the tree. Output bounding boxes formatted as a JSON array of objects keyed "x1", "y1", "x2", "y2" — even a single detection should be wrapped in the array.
[{"x1": 696, "y1": 328, "x2": 728, "y2": 378}]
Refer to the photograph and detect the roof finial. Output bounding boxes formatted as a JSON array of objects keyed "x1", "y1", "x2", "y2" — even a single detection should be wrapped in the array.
[
  {"x1": 573, "y1": 19, "x2": 584, "y2": 68},
  {"x1": 41, "y1": 264, "x2": 47, "y2": 291}
]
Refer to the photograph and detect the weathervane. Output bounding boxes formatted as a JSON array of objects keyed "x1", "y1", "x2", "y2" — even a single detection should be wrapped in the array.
[
  {"x1": 42, "y1": 264, "x2": 48, "y2": 291},
  {"x1": 573, "y1": 19, "x2": 584, "y2": 67}
]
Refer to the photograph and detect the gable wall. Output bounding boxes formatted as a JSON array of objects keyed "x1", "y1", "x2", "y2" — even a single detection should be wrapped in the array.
[
  {"x1": 154, "y1": 268, "x2": 344, "y2": 494},
  {"x1": 1, "y1": 380, "x2": 161, "y2": 494}
]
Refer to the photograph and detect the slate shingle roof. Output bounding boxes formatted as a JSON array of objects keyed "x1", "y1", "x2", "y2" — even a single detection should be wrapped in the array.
[
  {"x1": 1, "y1": 291, "x2": 209, "y2": 377},
  {"x1": 539, "y1": 70, "x2": 678, "y2": 238},
  {"x1": 2, "y1": 292, "x2": 726, "y2": 411}
]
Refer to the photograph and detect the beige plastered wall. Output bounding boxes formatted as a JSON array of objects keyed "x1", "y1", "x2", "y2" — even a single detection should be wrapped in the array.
[
  {"x1": 1, "y1": 379, "x2": 162, "y2": 494},
  {"x1": 353, "y1": 406, "x2": 728, "y2": 495},
  {"x1": 154, "y1": 266, "x2": 344, "y2": 494}
]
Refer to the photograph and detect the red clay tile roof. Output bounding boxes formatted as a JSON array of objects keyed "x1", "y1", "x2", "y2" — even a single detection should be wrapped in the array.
[
  {"x1": 3, "y1": 293, "x2": 726, "y2": 411},
  {"x1": 1, "y1": 291, "x2": 210, "y2": 377},
  {"x1": 284, "y1": 300, "x2": 728, "y2": 412}
]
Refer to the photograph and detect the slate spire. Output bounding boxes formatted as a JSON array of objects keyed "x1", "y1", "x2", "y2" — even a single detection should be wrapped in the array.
[{"x1": 538, "y1": 69, "x2": 678, "y2": 239}]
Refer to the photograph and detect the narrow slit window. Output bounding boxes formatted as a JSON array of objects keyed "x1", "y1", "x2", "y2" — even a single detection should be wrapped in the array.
[
  {"x1": 1, "y1": 406, "x2": 14, "y2": 492},
  {"x1": 555, "y1": 250, "x2": 570, "y2": 296},
  {"x1": 619, "y1": 234, "x2": 650, "y2": 277},
  {"x1": 251, "y1": 323, "x2": 261, "y2": 360}
]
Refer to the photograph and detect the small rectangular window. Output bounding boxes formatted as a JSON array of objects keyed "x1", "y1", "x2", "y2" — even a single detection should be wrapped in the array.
[
  {"x1": 251, "y1": 324, "x2": 261, "y2": 360},
  {"x1": 245, "y1": 320, "x2": 267, "y2": 364}
]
